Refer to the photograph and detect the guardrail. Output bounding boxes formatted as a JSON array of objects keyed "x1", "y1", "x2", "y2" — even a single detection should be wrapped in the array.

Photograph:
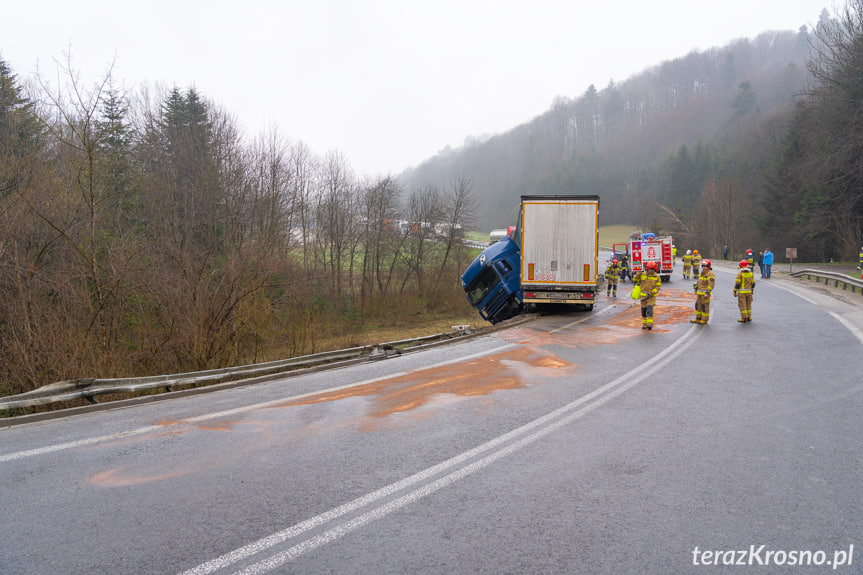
[
  {"x1": 0, "y1": 327, "x2": 478, "y2": 413},
  {"x1": 790, "y1": 269, "x2": 863, "y2": 294},
  {"x1": 463, "y1": 239, "x2": 490, "y2": 250}
]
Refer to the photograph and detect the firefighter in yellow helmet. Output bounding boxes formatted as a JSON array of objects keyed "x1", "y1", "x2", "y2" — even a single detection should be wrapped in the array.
[
  {"x1": 691, "y1": 249, "x2": 702, "y2": 280},
  {"x1": 682, "y1": 249, "x2": 693, "y2": 279},
  {"x1": 691, "y1": 259, "x2": 716, "y2": 324},
  {"x1": 606, "y1": 258, "x2": 621, "y2": 297},
  {"x1": 734, "y1": 259, "x2": 755, "y2": 322},
  {"x1": 636, "y1": 260, "x2": 662, "y2": 330}
]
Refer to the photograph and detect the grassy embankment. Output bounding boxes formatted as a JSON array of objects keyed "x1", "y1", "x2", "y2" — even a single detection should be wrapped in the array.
[{"x1": 598, "y1": 225, "x2": 636, "y2": 249}]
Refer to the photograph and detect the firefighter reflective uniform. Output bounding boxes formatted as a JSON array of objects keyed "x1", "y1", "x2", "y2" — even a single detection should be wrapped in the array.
[
  {"x1": 858, "y1": 246, "x2": 863, "y2": 271},
  {"x1": 682, "y1": 250, "x2": 693, "y2": 279},
  {"x1": 606, "y1": 260, "x2": 621, "y2": 297},
  {"x1": 691, "y1": 260, "x2": 716, "y2": 324},
  {"x1": 745, "y1": 249, "x2": 755, "y2": 270},
  {"x1": 734, "y1": 261, "x2": 755, "y2": 322},
  {"x1": 635, "y1": 264, "x2": 661, "y2": 330},
  {"x1": 691, "y1": 251, "x2": 702, "y2": 280}
]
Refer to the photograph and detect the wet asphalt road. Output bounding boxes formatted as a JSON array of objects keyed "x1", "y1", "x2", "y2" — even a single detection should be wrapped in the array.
[{"x1": 2, "y1": 267, "x2": 862, "y2": 574}]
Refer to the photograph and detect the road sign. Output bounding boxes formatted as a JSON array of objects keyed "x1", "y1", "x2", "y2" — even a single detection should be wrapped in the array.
[{"x1": 786, "y1": 247, "x2": 797, "y2": 272}]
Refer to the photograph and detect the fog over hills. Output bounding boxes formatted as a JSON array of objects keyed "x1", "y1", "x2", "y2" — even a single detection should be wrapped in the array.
[{"x1": 399, "y1": 28, "x2": 812, "y2": 234}]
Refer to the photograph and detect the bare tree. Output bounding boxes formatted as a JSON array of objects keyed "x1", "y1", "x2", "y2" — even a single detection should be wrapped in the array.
[
  {"x1": 690, "y1": 176, "x2": 753, "y2": 257},
  {"x1": 400, "y1": 185, "x2": 444, "y2": 294},
  {"x1": 359, "y1": 175, "x2": 403, "y2": 302},
  {"x1": 287, "y1": 141, "x2": 320, "y2": 278},
  {"x1": 316, "y1": 150, "x2": 357, "y2": 299},
  {"x1": 243, "y1": 128, "x2": 293, "y2": 258},
  {"x1": 433, "y1": 175, "x2": 475, "y2": 294},
  {"x1": 29, "y1": 56, "x2": 136, "y2": 360}
]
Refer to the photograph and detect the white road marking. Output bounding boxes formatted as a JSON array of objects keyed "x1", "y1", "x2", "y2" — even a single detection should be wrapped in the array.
[
  {"x1": 0, "y1": 425, "x2": 165, "y2": 462},
  {"x1": 180, "y1": 325, "x2": 702, "y2": 575},
  {"x1": 1, "y1": 313, "x2": 598, "y2": 464},
  {"x1": 0, "y1": 343, "x2": 518, "y2": 463},
  {"x1": 771, "y1": 280, "x2": 863, "y2": 346},
  {"x1": 829, "y1": 311, "x2": 863, "y2": 346}
]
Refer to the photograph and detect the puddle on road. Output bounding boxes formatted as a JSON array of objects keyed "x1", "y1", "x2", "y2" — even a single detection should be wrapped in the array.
[
  {"x1": 91, "y1": 466, "x2": 202, "y2": 486},
  {"x1": 503, "y1": 288, "x2": 695, "y2": 347},
  {"x1": 89, "y1": 348, "x2": 576, "y2": 486},
  {"x1": 88, "y1": 289, "x2": 697, "y2": 486},
  {"x1": 274, "y1": 345, "x2": 576, "y2": 421}
]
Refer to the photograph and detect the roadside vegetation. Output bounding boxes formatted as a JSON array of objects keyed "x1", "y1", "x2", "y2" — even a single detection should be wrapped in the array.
[{"x1": 0, "y1": 59, "x2": 483, "y2": 396}]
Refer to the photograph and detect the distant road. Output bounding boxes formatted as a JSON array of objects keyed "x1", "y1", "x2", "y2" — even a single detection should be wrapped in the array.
[{"x1": 2, "y1": 269, "x2": 862, "y2": 574}]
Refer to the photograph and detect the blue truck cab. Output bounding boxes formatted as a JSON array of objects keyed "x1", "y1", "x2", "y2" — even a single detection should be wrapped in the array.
[{"x1": 461, "y1": 234, "x2": 523, "y2": 324}]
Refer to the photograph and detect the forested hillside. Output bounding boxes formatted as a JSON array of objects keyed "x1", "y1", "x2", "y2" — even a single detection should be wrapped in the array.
[{"x1": 401, "y1": 5, "x2": 862, "y2": 263}]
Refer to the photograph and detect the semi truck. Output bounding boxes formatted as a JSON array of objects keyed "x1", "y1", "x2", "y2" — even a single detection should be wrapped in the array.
[{"x1": 461, "y1": 195, "x2": 600, "y2": 323}]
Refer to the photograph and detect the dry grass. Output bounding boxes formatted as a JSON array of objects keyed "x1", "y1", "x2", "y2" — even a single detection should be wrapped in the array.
[
  {"x1": 323, "y1": 304, "x2": 480, "y2": 349},
  {"x1": 599, "y1": 225, "x2": 638, "y2": 248}
]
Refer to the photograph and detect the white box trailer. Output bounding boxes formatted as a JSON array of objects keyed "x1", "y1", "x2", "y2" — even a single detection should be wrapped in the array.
[{"x1": 516, "y1": 195, "x2": 600, "y2": 310}]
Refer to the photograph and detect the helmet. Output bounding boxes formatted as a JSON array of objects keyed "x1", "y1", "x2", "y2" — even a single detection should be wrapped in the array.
[
  {"x1": 612, "y1": 259, "x2": 618, "y2": 264},
  {"x1": 739, "y1": 260, "x2": 748, "y2": 268},
  {"x1": 686, "y1": 249, "x2": 692, "y2": 255},
  {"x1": 693, "y1": 249, "x2": 699, "y2": 255},
  {"x1": 702, "y1": 259, "x2": 711, "y2": 268},
  {"x1": 646, "y1": 261, "x2": 658, "y2": 271},
  {"x1": 746, "y1": 249, "x2": 753, "y2": 254}
]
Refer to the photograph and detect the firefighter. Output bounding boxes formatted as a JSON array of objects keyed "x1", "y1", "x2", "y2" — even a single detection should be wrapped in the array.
[
  {"x1": 745, "y1": 248, "x2": 755, "y2": 270},
  {"x1": 691, "y1": 250, "x2": 702, "y2": 280},
  {"x1": 636, "y1": 260, "x2": 662, "y2": 330},
  {"x1": 606, "y1": 258, "x2": 621, "y2": 297},
  {"x1": 691, "y1": 259, "x2": 716, "y2": 324},
  {"x1": 734, "y1": 259, "x2": 755, "y2": 322},
  {"x1": 858, "y1": 245, "x2": 863, "y2": 271},
  {"x1": 682, "y1": 249, "x2": 693, "y2": 279},
  {"x1": 619, "y1": 253, "x2": 630, "y2": 282}
]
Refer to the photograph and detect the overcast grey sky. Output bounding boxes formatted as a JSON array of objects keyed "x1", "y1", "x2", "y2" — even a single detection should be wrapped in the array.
[{"x1": 1, "y1": 0, "x2": 831, "y2": 176}]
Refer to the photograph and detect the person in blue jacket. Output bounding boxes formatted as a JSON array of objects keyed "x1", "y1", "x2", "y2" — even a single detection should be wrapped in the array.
[{"x1": 762, "y1": 248, "x2": 774, "y2": 278}]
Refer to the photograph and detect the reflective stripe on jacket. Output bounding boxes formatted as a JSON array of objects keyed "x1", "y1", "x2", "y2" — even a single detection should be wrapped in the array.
[
  {"x1": 637, "y1": 271, "x2": 661, "y2": 297},
  {"x1": 735, "y1": 269, "x2": 754, "y2": 294},
  {"x1": 696, "y1": 270, "x2": 715, "y2": 295}
]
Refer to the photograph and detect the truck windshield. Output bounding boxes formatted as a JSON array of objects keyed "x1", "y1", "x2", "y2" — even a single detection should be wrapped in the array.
[{"x1": 465, "y1": 266, "x2": 500, "y2": 305}]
